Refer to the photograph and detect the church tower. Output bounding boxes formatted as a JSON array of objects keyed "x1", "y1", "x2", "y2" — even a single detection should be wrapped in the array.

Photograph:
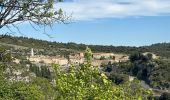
[{"x1": 31, "y1": 48, "x2": 34, "y2": 56}]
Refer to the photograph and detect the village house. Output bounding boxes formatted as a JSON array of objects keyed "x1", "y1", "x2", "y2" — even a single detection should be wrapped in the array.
[
  {"x1": 92, "y1": 53, "x2": 115, "y2": 60},
  {"x1": 27, "y1": 49, "x2": 129, "y2": 66},
  {"x1": 28, "y1": 55, "x2": 68, "y2": 65}
]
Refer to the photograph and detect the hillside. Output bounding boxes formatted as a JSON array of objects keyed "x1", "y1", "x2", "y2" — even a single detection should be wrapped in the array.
[
  {"x1": 0, "y1": 35, "x2": 170, "y2": 58},
  {"x1": 0, "y1": 35, "x2": 170, "y2": 99},
  {"x1": 145, "y1": 43, "x2": 170, "y2": 58}
]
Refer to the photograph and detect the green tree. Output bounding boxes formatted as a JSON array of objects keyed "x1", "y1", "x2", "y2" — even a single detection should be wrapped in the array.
[
  {"x1": 11, "y1": 82, "x2": 45, "y2": 100},
  {"x1": 129, "y1": 52, "x2": 149, "y2": 63},
  {"x1": 147, "y1": 53, "x2": 153, "y2": 60},
  {"x1": 159, "y1": 92, "x2": 170, "y2": 100},
  {"x1": 100, "y1": 56, "x2": 106, "y2": 60},
  {"x1": 52, "y1": 63, "x2": 152, "y2": 100},
  {"x1": 84, "y1": 46, "x2": 93, "y2": 63}
]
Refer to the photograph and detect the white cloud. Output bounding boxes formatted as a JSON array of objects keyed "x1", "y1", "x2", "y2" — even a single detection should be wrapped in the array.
[{"x1": 55, "y1": 0, "x2": 170, "y2": 21}]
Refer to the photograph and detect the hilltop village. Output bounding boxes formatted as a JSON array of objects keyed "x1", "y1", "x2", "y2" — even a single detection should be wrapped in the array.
[
  {"x1": 0, "y1": 36, "x2": 168, "y2": 99},
  {"x1": 26, "y1": 48, "x2": 129, "y2": 66}
]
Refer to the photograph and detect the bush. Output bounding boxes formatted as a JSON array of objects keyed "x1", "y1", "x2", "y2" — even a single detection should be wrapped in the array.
[{"x1": 159, "y1": 92, "x2": 170, "y2": 100}]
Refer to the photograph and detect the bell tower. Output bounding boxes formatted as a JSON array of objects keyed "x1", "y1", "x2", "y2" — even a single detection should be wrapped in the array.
[{"x1": 31, "y1": 48, "x2": 34, "y2": 56}]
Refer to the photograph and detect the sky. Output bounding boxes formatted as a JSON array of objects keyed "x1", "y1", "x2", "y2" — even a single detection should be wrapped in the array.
[{"x1": 1, "y1": 0, "x2": 170, "y2": 46}]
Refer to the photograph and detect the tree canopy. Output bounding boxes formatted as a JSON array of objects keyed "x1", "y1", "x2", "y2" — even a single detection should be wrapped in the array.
[{"x1": 0, "y1": 0, "x2": 67, "y2": 32}]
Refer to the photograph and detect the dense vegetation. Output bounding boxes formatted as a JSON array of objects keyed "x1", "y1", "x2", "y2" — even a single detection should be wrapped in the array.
[
  {"x1": 0, "y1": 47, "x2": 153, "y2": 100},
  {"x1": 103, "y1": 52, "x2": 170, "y2": 99},
  {"x1": 0, "y1": 35, "x2": 170, "y2": 99},
  {"x1": 0, "y1": 35, "x2": 170, "y2": 58}
]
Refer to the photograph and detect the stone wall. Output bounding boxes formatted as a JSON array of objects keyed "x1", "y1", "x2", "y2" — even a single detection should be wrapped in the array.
[
  {"x1": 28, "y1": 52, "x2": 129, "y2": 66},
  {"x1": 28, "y1": 55, "x2": 68, "y2": 65}
]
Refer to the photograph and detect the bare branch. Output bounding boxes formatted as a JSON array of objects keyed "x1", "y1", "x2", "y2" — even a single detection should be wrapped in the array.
[{"x1": 0, "y1": 0, "x2": 70, "y2": 35}]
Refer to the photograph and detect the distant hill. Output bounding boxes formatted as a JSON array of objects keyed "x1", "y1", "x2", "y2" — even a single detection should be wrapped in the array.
[
  {"x1": 0, "y1": 35, "x2": 170, "y2": 58},
  {"x1": 145, "y1": 43, "x2": 170, "y2": 58}
]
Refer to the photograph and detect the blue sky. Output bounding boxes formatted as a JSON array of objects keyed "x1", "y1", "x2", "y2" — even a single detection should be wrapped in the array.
[{"x1": 1, "y1": 0, "x2": 170, "y2": 46}]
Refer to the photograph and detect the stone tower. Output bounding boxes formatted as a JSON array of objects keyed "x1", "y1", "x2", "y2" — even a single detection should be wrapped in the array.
[{"x1": 31, "y1": 48, "x2": 34, "y2": 56}]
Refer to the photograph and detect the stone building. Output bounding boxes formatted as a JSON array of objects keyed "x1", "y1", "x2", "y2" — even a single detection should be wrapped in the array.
[
  {"x1": 69, "y1": 52, "x2": 84, "y2": 64},
  {"x1": 28, "y1": 55, "x2": 68, "y2": 65},
  {"x1": 93, "y1": 53, "x2": 114, "y2": 60},
  {"x1": 28, "y1": 52, "x2": 129, "y2": 66}
]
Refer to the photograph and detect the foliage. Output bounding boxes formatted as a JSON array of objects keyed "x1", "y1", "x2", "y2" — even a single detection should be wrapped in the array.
[
  {"x1": 159, "y1": 92, "x2": 170, "y2": 100},
  {"x1": 129, "y1": 53, "x2": 154, "y2": 81},
  {"x1": 104, "y1": 61, "x2": 131, "y2": 74},
  {"x1": 11, "y1": 82, "x2": 45, "y2": 100},
  {"x1": 29, "y1": 64, "x2": 52, "y2": 80},
  {"x1": 146, "y1": 43, "x2": 170, "y2": 58},
  {"x1": 0, "y1": 64, "x2": 49, "y2": 100},
  {"x1": 103, "y1": 61, "x2": 131, "y2": 85},
  {"x1": 103, "y1": 52, "x2": 170, "y2": 92},
  {"x1": 1, "y1": 35, "x2": 170, "y2": 58},
  {"x1": 129, "y1": 52, "x2": 149, "y2": 63},
  {"x1": 0, "y1": 48, "x2": 12, "y2": 62},
  {"x1": 53, "y1": 63, "x2": 151, "y2": 100},
  {"x1": 0, "y1": 0, "x2": 66, "y2": 31},
  {"x1": 149, "y1": 59, "x2": 170, "y2": 89},
  {"x1": 84, "y1": 47, "x2": 93, "y2": 63},
  {"x1": 129, "y1": 53, "x2": 170, "y2": 89},
  {"x1": 29, "y1": 77, "x2": 56, "y2": 100},
  {"x1": 0, "y1": 47, "x2": 154, "y2": 99},
  {"x1": 108, "y1": 73, "x2": 129, "y2": 85},
  {"x1": 0, "y1": 63, "x2": 55, "y2": 100},
  {"x1": 147, "y1": 53, "x2": 153, "y2": 60},
  {"x1": 100, "y1": 56, "x2": 106, "y2": 60}
]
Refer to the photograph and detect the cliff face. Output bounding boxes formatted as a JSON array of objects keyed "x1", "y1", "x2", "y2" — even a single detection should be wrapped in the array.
[{"x1": 3, "y1": 63, "x2": 34, "y2": 82}]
